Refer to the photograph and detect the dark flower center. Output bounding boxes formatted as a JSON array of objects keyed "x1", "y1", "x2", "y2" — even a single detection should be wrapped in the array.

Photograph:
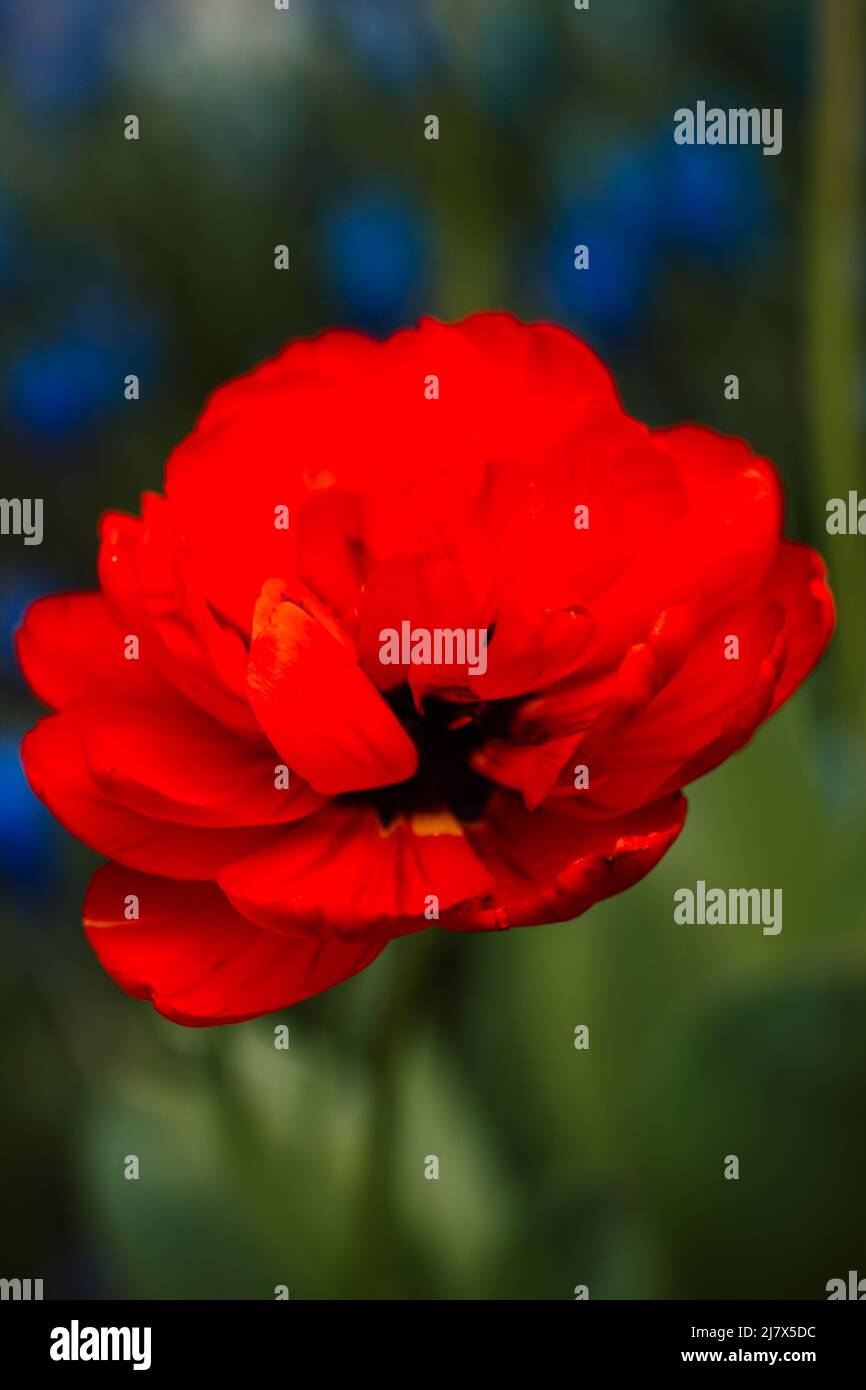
[{"x1": 344, "y1": 685, "x2": 519, "y2": 827}]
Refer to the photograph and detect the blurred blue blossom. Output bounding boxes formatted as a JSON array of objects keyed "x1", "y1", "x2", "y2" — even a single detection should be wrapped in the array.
[
  {"x1": 536, "y1": 204, "x2": 659, "y2": 342},
  {"x1": 9, "y1": 337, "x2": 119, "y2": 440},
  {"x1": 0, "y1": 0, "x2": 134, "y2": 116},
  {"x1": 539, "y1": 119, "x2": 775, "y2": 338},
  {"x1": 537, "y1": 141, "x2": 664, "y2": 340},
  {"x1": 0, "y1": 578, "x2": 64, "y2": 895},
  {"x1": 599, "y1": 144, "x2": 666, "y2": 235},
  {"x1": 6, "y1": 285, "x2": 162, "y2": 444},
  {"x1": 323, "y1": 190, "x2": 426, "y2": 332},
  {"x1": 0, "y1": 734, "x2": 60, "y2": 893},
  {"x1": 665, "y1": 139, "x2": 773, "y2": 262}
]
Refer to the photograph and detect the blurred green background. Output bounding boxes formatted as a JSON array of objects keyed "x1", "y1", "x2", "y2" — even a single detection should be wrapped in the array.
[{"x1": 1, "y1": 0, "x2": 864, "y2": 1299}]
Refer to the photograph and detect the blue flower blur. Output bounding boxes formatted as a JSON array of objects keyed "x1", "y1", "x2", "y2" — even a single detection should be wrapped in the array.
[{"x1": 323, "y1": 190, "x2": 426, "y2": 332}]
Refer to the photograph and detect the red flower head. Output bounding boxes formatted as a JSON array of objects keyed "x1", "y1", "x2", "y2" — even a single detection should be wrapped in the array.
[{"x1": 18, "y1": 314, "x2": 833, "y2": 1025}]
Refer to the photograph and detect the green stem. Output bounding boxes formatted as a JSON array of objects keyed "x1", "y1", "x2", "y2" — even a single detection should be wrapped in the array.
[
  {"x1": 808, "y1": 0, "x2": 865, "y2": 724},
  {"x1": 344, "y1": 929, "x2": 444, "y2": 1298}
]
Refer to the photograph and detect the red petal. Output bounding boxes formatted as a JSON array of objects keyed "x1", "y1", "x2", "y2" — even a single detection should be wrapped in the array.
[
  {"x1": 195, "y1": 327, "x2": 385, "y2": 435},
  {"x1": 166, "y1": 363, "x2": 380, "y2": 633},
  {"x1": 296, "y1": 488, "x2": 366, "y2": 625},
  {"x1": 162, "y1": 316, "x2": 621, "y2": 639},
  {"x1": 581, "y1": 426, "x2": 782, "y2": 668},
  {"x1": 471, "y1": 598, "x2": 594, "y2": 701},
  {"x1": 219, "y1": 801, "x2": 494, "y2": 939},
  {"x1": 475, "y1": 424, "x2": 637, "y2": 609},
  {"x1": 544, "y1": 601, "x2": 788, "y2": 815},
  {"x1": 16, "y1": 592, "x2": 179, "y2": 711},
  {"x1": 356, "y1": 552, "x2": 483, "y2": 695},
  {"x1": 455, "y1": 791, "x2": 687, "y2": 930},
  {"x1": 84, "y1": 863, "x2": 385, "y2": 1025},
  {"x1": 22, "y1": 713, "x2": 283, "y2": 879},
  {"x1": 99, "y1": 506, "x2": 261, "y2": 738},
  {"x1": 246, "y1": 578, "x2": 417, "y2": 795},
  {"x1": 764, "y1": 542, "x2": 835, "y2": 714},
  {"x1": 447, "y1": 313, "x2": 620, "y2": 458},
  {"x1": 81, "y1": 704, "x2": 327, "y2": 828},
  {"x1": 475, "y1": 602, "x2": 697, "y2": 805}
]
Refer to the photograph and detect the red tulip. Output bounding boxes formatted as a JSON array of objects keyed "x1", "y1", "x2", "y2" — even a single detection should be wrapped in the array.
[{"x1": 17, "y1": 314, "x2": 834, "y2": 1024}]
